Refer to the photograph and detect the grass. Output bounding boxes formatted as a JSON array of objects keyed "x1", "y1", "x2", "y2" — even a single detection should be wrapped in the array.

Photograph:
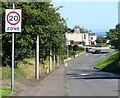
[
  {"x1": 0, "y1": 86, "x2": 19, "y2": 97},
  {"x1": 1, "y1": 56, "x2": 62, "y2": 97},
  {"x1": 1, "y1": 57, "x2": 60, "y2": 80},
  {"x1": 1, "y1": 57, "x2": 59, "y2": 97},
  {"x1": 94, "y1": 51, "x2": 120, "y2": 73},
  {"x1": 87, "y1": 44, "x2": 109, "y2": 47}
]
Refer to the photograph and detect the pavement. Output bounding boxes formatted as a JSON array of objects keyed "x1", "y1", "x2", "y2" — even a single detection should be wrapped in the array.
[{"x1": 21, "y1": 64, "x2": 66, "y2": 96}]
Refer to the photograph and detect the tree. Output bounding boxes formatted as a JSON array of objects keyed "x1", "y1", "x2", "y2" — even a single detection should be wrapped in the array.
[
  {"x1": 82, "y1": 40, "x2": 85, "y2": 46},
  {"x1": 1, "y1": 2, "x2": 68, "y2": 66},
  {"x1": 68, "y1": 45, "x2": 73, "y2": 50},
  {"x1": 95, "y1": 36, "x2": 105, "y2": 44},
  {"x1": 106, "y1": 24, "x2": 120, "y2": 50},
  {"x1": 70, "y1": 40, "x2": 74, "y2": 45},
  {"x1": 73, "y1": 45, "x2": 79, "y2": 51}
]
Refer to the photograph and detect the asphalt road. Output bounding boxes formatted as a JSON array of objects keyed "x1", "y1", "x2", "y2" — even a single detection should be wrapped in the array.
[{"x1": 65, "y1": 49, "x2": 120, "y2": 96}]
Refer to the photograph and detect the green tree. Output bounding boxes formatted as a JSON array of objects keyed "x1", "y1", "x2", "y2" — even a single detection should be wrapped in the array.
[
  {"x1": 95, "y1": 36, "x2": 104, "y2": 44},
  {"x1": 82, "y1": 40, "x2": 85, "y2": 46},
  {"x1": 70, "y1": 40, "x2": 74, "y2": 45},
  {"x1": 106, "y1": 24, "x2": 120, "y2": 50},
  {"x1": 2, "y1": 2, "x2": 68, "y2": 66}
]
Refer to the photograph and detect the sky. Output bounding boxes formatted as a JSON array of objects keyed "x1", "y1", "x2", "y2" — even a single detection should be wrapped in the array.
[{"x1": 51, "y1": 1, "x2": 118, "y2": 35}]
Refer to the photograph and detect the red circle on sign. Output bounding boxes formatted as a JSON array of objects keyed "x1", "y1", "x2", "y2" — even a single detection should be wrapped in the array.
[{"x1": 7, "y1": 11, "x2": 20, "y2": 25}]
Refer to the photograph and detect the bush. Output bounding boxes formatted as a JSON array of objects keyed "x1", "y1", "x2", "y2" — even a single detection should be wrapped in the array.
[
  {"x1": 73, "y1": 45, "x2": 79, "y2": 51},
  {"x1": 68, "y1": 50, "x2": 75, "y2": 57},
  {"x1": 82, "y1": 40, "x2": 85, "y2": 46},
  {"x1": 78, "y1": 47, "x2": 85, "y2": 51},
  {"x1": 87, "y1": 45, "x2": 109, "y2": 47},
  {"x1": 62, "y1": 47, "x2": 84, "y2": 59},
  {"x1": 62, "y1": 55, "x2": 67, "y2": 59},
  {"x1": 68, "y1": 45, "x2": 73, "y2": 50}
]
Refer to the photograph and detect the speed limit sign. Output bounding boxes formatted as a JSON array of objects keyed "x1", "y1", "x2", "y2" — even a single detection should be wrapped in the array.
[{"x1": 5, "y1": 9, "x2": 22, "y2": 32}]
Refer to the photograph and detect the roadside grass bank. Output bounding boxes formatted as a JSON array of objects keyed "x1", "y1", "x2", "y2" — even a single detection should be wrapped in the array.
[
  {"x1": 1, "y1": 49, "x2": 84, "y2": 79},
  {"x1": 94, "y1": 51, "x2": 120, "y2": 73},
  {"x1": 1, "y1": 57, "x2": 57, "y2": 80},
  {"x1": 1, "y1": 57, "x2": 58, "y2": 97},
  {"x1": 0, "y1": 86, "x2": 19, "y2": 97}
]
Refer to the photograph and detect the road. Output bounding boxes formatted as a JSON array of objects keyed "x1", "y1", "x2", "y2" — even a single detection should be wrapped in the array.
[{"x1": 65, "y1": 49, "x2": 120, "y2": 96}]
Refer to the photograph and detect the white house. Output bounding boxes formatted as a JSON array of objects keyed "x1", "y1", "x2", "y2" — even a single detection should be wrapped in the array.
[{"x1": 65, "y1": 26, "x2": 97, "y2": 46}]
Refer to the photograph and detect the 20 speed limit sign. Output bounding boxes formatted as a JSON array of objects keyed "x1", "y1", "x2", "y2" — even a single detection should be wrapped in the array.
[{"x1": 5, "y1": 9, "x2": 22, "y2": 32}]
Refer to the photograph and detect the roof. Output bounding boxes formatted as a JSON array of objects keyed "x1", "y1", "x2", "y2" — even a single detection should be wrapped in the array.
[{"x1": 66, "y1": 26, "x2": 96, "y2": 36}]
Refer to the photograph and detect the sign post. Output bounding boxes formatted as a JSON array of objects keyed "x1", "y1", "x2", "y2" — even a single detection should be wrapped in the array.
[{"x1": 5, "y1": 4, "x2": 22, "y2": 91}]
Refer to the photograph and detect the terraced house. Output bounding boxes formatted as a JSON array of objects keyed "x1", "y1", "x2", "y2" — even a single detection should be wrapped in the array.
[{"x1": 65, "y1": 26, "x2": 97, "y2": 46}]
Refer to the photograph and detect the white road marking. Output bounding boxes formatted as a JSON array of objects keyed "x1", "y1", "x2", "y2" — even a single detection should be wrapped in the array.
[
  {"x1": 103, "y1": 54, "x2": 106, "y2": 55},
  {"x1": 80, "y1": 73, "x2": 90, "y2": 76}
]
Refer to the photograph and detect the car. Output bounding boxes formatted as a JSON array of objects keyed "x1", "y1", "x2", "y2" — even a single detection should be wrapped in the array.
[{"x1": 95, "y1": 49, "x2": 101, "y2": 54}]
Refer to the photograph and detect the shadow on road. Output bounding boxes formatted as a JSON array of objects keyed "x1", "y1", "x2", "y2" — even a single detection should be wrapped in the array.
[{"x1": 66, "y1": 69, "x2": 120, "y2": 80}]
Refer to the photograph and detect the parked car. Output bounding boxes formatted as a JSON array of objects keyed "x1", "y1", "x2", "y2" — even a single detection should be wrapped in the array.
[{"x1": 95, "y1": 49, "x2": 101, "y2": 54}]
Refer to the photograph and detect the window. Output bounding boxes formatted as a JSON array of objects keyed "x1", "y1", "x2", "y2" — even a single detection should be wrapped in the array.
[
  {"x1": 91, "y1": 37, "x2": 93, "y2": 40},
  {"x1": 84, "y1": 34, "x2": 86, "y2": 39},
  {"x1": 74, "y1": 41, "x2": 81, "y2": 44},
  {"x1": 79, "y1": 42, "x2": 82, "y2": 44}
]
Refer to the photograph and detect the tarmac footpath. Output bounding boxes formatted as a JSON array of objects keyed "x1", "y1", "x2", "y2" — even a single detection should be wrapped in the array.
[{"x1": 20, "y1": 64, "x2": 66, "y2": 96}]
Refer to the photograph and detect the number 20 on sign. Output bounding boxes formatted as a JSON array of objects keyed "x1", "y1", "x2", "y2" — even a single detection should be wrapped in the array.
[{"x1": 5, "y1": 9, "x2": 22, "y2": 32}]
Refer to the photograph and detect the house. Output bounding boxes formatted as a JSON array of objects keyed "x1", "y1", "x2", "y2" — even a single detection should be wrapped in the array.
[{"x1": 65, "y1": 26, "x2": 97, "y2": 46}]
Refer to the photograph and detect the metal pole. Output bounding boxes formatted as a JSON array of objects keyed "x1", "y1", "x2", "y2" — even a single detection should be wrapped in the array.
[
  {"x1": 54, "y1": 55, "x2": 55, "y2": 67},
  {"x1": 65, "y1": 41, "x2": 68, "y2": 67},
  {"x1": 57, "y1": 55, "x2": 59, "y2": 67},
  {"x1": 50, "y1": 50, "x2": 52, "y2": 72},
  {"x1": 67, "y1": 45, "x2": 69, "y2": 63},
  {"x1": 11, "y1": 3, "x2": 15, "y2": 91},
  {"x1": 36, "y1": 35, "x2": 39, "y2": 79}
]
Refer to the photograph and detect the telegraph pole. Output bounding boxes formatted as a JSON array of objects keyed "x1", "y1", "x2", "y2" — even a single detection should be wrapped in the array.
[
  {"x1": 36, "y1": 35, "x2": 39, "y2": 79},
  {"x1": 50, "y1": 50, "x2": 52, "y2": 72}
]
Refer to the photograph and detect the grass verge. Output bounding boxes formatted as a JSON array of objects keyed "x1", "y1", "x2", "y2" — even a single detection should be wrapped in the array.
[
  {"x1": 1, "y1": 57, "x2": 59, "y2": 80},
  {"x1": 0, "y1": 86, "x2": 19, "y2": 97},
  {"x1": 1, "y1": 57, "x2": 59, "y2": 97},
  {"x1": 94, "y1": 51, "x2": 120, "y2": 73}
]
